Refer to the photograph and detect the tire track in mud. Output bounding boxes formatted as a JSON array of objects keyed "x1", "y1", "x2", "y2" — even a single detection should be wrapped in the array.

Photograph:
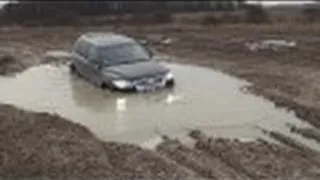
[
  {"x1": 263, "y1": 129, "x2": 320, "y2": 166},
  {"x1": 256, "y1": 138, "x2": 320, "y2": 178},
  {"x1": 156, "y1": 137, "x2": 249, "y2": 180},
  {"x1": 251, "y1": 87, "x2": 320, "y2": 130},
  {"x1": 189, "y1": 134, "x2": 260, "y2": 180},
  {"x1": 188, "y1": 130, "x2": 320, "y2": 180},
  {"x1": 288, "y1": 124, "x2": 320, "y2": 143},
  {"x1": 263, "y1": 129, "x2": 320, "y2": 156},
  {"x1": 102, "y1": 142, "x2": 200, "y2": 180}
]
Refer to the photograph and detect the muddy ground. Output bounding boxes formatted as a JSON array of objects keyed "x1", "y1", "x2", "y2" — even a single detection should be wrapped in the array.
[
  {"x1": 1, "y1": 104, "x2": 320, "y2": 180},
  {"x1": 1, "y1": 19, "x2": 320, "y2": 179},
  {"x1": 1, "y1": 22, "x2": 320, "y2": 137},
  {"x1": 1, "y1": 23, "x2": 320, "y2": 126}
]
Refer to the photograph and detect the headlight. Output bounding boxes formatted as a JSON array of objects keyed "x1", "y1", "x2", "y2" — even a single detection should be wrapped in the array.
[
  {"x1": 112, "y1": 79, "x2": 132, "y2": 89},
  {"x1": 165, "y1": 72, "x2": 174, "y2": 80}
]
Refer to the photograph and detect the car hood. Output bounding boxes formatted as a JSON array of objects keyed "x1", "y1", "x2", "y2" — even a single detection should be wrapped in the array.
[{"x1": 103, "y1": 61, "x2": 169, "y2": 79}]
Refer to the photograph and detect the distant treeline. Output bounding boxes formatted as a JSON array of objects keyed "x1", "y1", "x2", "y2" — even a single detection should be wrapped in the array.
[{"x1": 0, "y1": 1, "x2": 243, "y2": 25}]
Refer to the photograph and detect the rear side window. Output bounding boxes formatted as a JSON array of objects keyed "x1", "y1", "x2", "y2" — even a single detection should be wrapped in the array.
[{"x1": 74, "y1": 39, "x2": 90, "y2": 58}]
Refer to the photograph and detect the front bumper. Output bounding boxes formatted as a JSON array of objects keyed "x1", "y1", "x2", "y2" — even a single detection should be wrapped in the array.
[{"x1": 113, "y1": 79, "x2": 175, "y2": 92}]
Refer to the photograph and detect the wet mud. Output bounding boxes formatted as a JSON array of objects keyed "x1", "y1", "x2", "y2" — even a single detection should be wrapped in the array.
[
  {"x1": 1, "y1": 104, "x2": 319, "y2": 180},
  {"x1": 1, "y1": 23, "x2": 320, "y2": 179}
]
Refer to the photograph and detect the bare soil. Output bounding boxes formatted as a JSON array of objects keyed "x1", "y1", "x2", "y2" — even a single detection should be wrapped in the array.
[
  {"x1": 1, "y1": 19, "x2": 320, "y2": 179},
  {"x1": 1, "y1": 104, "x2": 319, "y2": 180},
  {"x1": 0, "y1": 104, "x2": 195, "y2": 180},
  {"x1": 0, "y1": 54, "x2": 26, "y2": 75}
]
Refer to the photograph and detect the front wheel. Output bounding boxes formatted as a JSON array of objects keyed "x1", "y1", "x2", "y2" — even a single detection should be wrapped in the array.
[
  {"x1": 101, "y1": 82, "x2": 116, "y2": 91},
  {"x1": 166, "y1": 79, "x2": 175, "y2": 87},
  {"x1": 69, "y1": 63, "x2": 77, "y2": 73}
]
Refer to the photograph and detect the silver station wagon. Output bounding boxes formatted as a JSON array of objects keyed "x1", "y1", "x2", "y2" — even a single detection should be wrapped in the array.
[{"x1": 70, "y1": 32, "x2": 175, "y2": 91}]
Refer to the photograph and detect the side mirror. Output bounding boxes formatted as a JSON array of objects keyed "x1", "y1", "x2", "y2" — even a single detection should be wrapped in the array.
[{"x1": 93, "y1": 63, "x2": 102, "y2": 70}]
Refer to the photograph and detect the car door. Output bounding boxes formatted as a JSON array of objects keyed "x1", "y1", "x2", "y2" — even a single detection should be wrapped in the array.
[{"x1": 85, "y1": 45, "x2": 103, "y2": 86}]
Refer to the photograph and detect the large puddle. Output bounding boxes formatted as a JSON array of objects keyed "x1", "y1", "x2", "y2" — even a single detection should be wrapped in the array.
[{"x1": 0, "y1": 62, "x2": 318, "y2": 148}]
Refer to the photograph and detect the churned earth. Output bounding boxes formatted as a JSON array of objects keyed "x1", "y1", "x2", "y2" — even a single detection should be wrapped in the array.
[
  {"x1": 1, "y1": 21, "x2": 320, "y2": 179},
  {"x1": 1, "y1": 104, "x2": 320, "y2": 180}
]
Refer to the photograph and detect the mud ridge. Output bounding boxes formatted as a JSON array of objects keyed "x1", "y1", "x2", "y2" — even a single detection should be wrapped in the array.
[
  {"x1": 289, "y1": 124, "x2": 320, "y2": 143},
  {"x1": 262, "y1": 129, "x2": 320, "y2": 169},
  {"x1": 265, "y1": 129, "x2": 320, "y2": 157},
  {"x1": 189, "y1": 130, "x2": 320, "y2": 180},
  {"x1": 0, "y1": 54, "x2": 26, "y2": 75},
  {"x1": 0, "y1": 104, "x2": 196, "y2": 180},
  {"x1": 156, "y1": 137, "x2": 246, "y2": 180},
  {"x1": 249, "y1": 86, "x2": 320, "y2": 130},
  {"x1": 102, "y1": 141, "x2": 196, "y2": 179},
  {"x1": 0, "y1": 104, "x2": 113, "y2": 178}
]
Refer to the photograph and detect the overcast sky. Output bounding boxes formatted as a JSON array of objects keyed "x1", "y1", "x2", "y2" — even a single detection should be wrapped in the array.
[
  {"x1": 0, "y1": 1, "x2": 8, "y2": 7},
  {"x1": 246, "y1": 1, "x2": 316, "y2": 6},
  {"x1": 0, "y1": 1, "x2": 317, "y2": 8}
]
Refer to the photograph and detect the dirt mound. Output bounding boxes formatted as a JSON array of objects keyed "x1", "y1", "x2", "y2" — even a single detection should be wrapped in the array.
[
  {"x1": 0, "y1": 54, "x2": 25, "y2": 75},
  {"x1": 186, "y1": 130, "x2": 320, "y2": 180},
  {"x1": 157, "y1": 138, "x2": 249, "y2": 180},
  {"x1": 1, "y1": 104, "x2": 320, "y2": 180},
  {"x1": 0, "y1": 104, "x2": 113, "y2": 179},
  {"x1": 103, "y1": 142, "x2": 195, "y2": 179},
  {"x1": 0, "y1": 104, "x2": 197, "y2": 180}
]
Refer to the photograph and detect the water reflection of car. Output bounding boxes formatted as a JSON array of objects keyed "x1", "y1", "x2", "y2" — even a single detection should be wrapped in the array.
[
  {"x1": 70, "y1": 32, "x2": 175, "y2": 92},
  {"x1": 69, "y1": 73, "x2": 175, "y2": 113}
]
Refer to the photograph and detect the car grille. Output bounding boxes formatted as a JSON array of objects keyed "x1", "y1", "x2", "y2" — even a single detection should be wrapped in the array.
[{"x1": 134, "y1": 75, "x2": 164, "y2": 86}]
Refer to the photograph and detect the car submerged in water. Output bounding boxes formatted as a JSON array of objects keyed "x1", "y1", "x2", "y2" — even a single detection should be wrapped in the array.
[{"x1": 70, "y1": 32, "x2": 175, "y2": 92}]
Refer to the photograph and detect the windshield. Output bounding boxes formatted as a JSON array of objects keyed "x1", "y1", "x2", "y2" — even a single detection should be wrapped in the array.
[{"x1": 98, "y1": 42, "x2": 150, "y2": 65}]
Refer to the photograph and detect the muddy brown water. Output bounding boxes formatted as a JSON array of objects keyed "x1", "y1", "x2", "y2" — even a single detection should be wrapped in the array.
[{"x1": 0, "y1": 62, "x2": 319, "y2": 150}]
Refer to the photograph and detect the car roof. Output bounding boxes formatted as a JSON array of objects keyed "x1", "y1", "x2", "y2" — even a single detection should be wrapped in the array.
[{"x1": 81, "y1": 32, "x2": 135, "y2": 47}]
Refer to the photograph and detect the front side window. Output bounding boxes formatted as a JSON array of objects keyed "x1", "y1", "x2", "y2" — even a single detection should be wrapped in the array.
[
  {"x1": 74, "y1": 40, "x2": 90, "y2": 58},
  {"x1": 87, "y1": 46, "x2": 100, "y2": 64},
  {"x1": 98, "y1": 42, "x2": 150, "y2": 66}
]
